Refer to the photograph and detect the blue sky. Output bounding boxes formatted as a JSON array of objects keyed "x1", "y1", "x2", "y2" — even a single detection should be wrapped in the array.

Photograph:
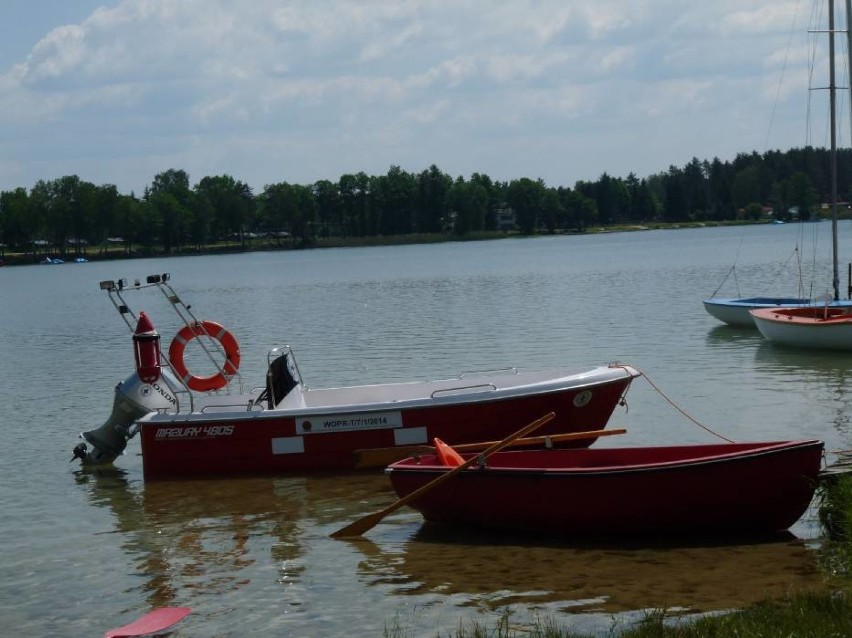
[{"x1": 0, "y1": 1, "x2": 842, "y2": 196}]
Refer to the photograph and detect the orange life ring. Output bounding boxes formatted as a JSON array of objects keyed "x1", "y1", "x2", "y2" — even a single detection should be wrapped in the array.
[
  {"x1": 433, "y1": 437, "x2": 465, "y2": 467},
  {"x1": 168, "y1": 320, "x2": 241, "y2": 392}
]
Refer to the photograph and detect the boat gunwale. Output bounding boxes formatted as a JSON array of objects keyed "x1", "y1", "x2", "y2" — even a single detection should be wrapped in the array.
[
  {"x1": 386, "y1": 439, "x2": 824, "y2": 479},
  {"x1": 750, "y1": 307, "x2": 852, "y2": 323},
  {"x1": 140, "y1": 364, "x2": 641, "y2": 423}
]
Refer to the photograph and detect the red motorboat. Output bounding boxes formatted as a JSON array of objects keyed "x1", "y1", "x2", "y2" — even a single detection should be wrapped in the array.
[
  {"x1": 386, "y1": 440, "x2": 825, "y2": 536},
  {"x1": 72, "y1": 274, "x2": 640, "y2": 479}
]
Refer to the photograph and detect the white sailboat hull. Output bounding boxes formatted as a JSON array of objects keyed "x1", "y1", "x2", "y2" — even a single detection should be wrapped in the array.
[
  {"x1": 703, "y1": 298, "x2": 814, "y2": 327},
  {"x1": 750, "y1": 307, "x2": 852, "y2": 350}
]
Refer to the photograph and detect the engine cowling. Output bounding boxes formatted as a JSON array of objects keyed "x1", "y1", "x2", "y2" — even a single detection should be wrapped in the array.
[{"x1": 73, "y1": 369, "x2": 179, "y2": 466}]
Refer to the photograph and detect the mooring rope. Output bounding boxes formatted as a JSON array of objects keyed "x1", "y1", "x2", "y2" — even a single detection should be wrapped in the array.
[{"x1": 615, "y1": 364, "x2": 735, "y2": 443}]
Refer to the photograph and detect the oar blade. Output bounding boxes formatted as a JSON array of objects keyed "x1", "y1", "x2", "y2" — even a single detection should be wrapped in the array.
[
  {"x1": 331, "y1": 511, "x2": 387, "y2": 539},
  {"x1": 105, "y1": 606, "x2": 191, "y2": 638}
]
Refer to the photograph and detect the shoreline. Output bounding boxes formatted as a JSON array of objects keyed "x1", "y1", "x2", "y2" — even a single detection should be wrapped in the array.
[{"x1": 0, "y1": 219, "x2": 770, "y2": 268}]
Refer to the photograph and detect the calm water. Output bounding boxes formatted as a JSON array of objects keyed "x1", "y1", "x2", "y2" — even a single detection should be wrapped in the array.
[{"x1": 1, "y1": 223, "x2": 851, "y2": 637}]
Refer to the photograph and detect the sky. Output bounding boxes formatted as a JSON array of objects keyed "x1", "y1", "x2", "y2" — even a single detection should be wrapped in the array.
[{"x1": 0, "y1": 0, "x2": 845, "y2": 196}]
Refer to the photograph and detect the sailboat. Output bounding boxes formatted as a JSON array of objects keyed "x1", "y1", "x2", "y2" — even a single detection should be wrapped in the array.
[
  {"x1": 703, "y1": 294, "x2": 843, "y2": 328},
  {"x1": 750, "y1": 0, "x2": 852, "y2": 348},
  {"x1": 704, "y1": 0, "x2": 852, "y2": 328}
]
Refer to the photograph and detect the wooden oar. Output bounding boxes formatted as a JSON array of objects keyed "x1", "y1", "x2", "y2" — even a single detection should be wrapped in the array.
[
  {"x1": 105, "y1": 607, "x2": 191, "y2": 637},
  {"x1": 331, "y1": 411, "x2": 555, "y2": 538},
  {"x1": 354, "y1": 427, "x2": 626, "y2": 469}
]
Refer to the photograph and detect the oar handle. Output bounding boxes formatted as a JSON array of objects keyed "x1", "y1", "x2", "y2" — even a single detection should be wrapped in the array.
[
  {"x1": 452, "y1": 427, "x2": 626, "y2": 451},
  {"x1": 353, "y1": 427, "x2": 625, "y2": 469}
]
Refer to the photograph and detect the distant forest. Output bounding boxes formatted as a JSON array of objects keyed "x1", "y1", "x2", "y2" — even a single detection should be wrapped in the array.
[{"x1": 1, "y1": 146, "x2": 851, "y2": 259}]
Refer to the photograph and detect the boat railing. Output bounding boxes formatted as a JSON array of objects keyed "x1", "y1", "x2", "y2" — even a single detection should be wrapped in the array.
[
  {"x1": 98, "y1": 273, "x2": 250, "y2": 414},
  {"x1": 431, "y1": 383, "x2": 497, "y2": 398},
  {"x1": 151, "y1": 397, "x2": 266, "y2": 415},
  {"x1": 458, "y1": 367, "x2": 518, "y2": 378},
  {"x1": 200, "y1": 402, "x2": 266, "y2": 413}
]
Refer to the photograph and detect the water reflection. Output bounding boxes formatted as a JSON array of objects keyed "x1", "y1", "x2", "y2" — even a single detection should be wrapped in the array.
[
  {"x1": 753, "y1": 341, "x2": 852, "y2": 377},
  {"x1": 73, "y1": 467, "x2": 389, "y2": 609},
  {"x1": 753, "y1": 342, "x2": 852, "y2": 439},
  {"x1": 353, "y1": 525, "x2": 825, "y2": 615},
  {"x1": 704, "y1": 325, "x2": 765, "y2": 349}
]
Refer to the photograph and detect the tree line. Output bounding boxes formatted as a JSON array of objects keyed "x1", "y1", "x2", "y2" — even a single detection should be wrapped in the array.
[{"x1": 1, "y1": 146, "x2": 850, "y2": 258}]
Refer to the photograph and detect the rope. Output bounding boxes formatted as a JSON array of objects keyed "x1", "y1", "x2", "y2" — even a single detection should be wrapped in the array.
[
  {"x1": 623, "y1": 365, "x2": 735, "y2": 443},
  {"x1": 708, "y1": 264, "x2": 736, "y2": 298}
]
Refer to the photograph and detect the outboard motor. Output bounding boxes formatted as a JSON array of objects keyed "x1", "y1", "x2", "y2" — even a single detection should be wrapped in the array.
[{"x1": 72, "y1": 312, "x2": 178, "y2": 466}]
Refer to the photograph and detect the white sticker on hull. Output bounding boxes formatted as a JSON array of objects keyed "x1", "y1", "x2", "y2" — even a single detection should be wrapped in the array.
[
  {"x1": 271, "y1": 436, "x2": 305, "y2": 455},
  {"x1": 296, "y1": 410, "x2": 403, "y2": 434},
  {"x1": 394, "y1": 426, "x2": 428, "y2": 445}
]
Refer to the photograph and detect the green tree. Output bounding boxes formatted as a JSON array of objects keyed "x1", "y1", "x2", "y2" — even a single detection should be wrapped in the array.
[
  {"x1": 92, "y1": 184, "x2": 120, "y2": 249},
  {"x1": 788, "y1": 171, "x2": 816, "y2": 220},
  {"x1": 416, "y1": 165, "x2": 452, "y2": 233},
  {"x1": 540, "y1": 187, "x2": 561, "y2": 233},
  {"x1": 114, "y1": 194, "x2": 144, "y2": 255},
  {"x1": 732, "y1": 165, "x2": 764, "y2": 214},
  {"x1": 313, "y1": 179, "x2": 341, "y2": 238},
  {"x1": 371, "y1": 166, "x2": 417, "y2": 235},
  {"x1": 0, "y1": 188, "x2": 32, "y2": 250},
  {"x1": 663, "y1": 166, "x2": 688, "y2": 222},
  {"x1": 507, "y1": 178, "x2": 545, "y2": 234},
  {"x1": 563, "y1": 188, "x2": 597, "y2": 231},
  {"x1": 195, "y1": 175, "x2": 254, "y2": 246},
  {"x1": 447, "y1": 177, "x2": 488, "y2": 235},
  {"x1": 146, "y1": 169, "x2": 193, "y2": 253},
  {"x1": 743, "y1": 202, "x2": 764, "y2": 220},
  {"x1": 338, "y1": 172, "x2": 370, "y2": 237},
  {"x1": 260, "y1": 182, "x2": 316, "y2": 245},
  {"x1": 595, "y1": 173, "x2": 629, "y2": 224}
]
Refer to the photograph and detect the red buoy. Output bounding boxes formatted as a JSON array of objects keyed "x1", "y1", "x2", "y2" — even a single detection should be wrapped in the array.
[{"x1": 133, "y1": 311, "x2": 162, "y2": 383}]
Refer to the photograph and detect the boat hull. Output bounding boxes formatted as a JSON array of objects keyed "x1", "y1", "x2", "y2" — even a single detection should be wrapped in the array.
[
  {"x1": 387, "y1": 440, "x2": 824, "y2": 536},
  {"x1": 750, "y1": 307, "x2": 852, "y2": 350},
  {"x1": 702, "y1": 297, "x2": 852, "y2": 327},
  {"x1": 139, "y1": 365, "x2": 639, "y2": 479}
]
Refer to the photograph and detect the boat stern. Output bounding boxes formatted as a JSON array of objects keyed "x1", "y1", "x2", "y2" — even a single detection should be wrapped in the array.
[{"x1": 72, "y1": 370, "x2": 179, "y2": 466}]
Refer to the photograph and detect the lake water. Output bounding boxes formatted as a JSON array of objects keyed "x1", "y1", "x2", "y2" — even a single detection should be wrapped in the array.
[{"x1": 1, "y1": 223, "x2": 851, "y2": 637}]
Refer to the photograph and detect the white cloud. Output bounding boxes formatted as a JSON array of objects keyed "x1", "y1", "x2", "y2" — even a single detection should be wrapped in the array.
[{"x1": 0, "y1": 0, "x2": 842, "y2": 193}]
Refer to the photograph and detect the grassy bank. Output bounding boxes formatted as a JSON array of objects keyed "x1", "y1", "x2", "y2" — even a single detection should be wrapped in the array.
[{"x1": 386, "y1": 592, "x2": 852, "y2": 637}]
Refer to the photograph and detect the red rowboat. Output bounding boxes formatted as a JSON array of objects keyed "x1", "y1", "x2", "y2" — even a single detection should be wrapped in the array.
[{"x1": 386, "y1": 440, "x2": 824, "y2": 536}]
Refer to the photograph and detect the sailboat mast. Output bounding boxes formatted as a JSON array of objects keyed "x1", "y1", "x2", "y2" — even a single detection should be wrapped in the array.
[{"x1": 830, "y1": 0, "x2": 840, "y2": 301}]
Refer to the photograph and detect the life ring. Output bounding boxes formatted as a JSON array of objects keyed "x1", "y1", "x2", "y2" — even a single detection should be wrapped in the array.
[
  {"x1": 168, "y1": 320, "x2": 241, "y2": 392},
  {"x1": 433, "y1": 437, "x2": 464, "y2": 467}
]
